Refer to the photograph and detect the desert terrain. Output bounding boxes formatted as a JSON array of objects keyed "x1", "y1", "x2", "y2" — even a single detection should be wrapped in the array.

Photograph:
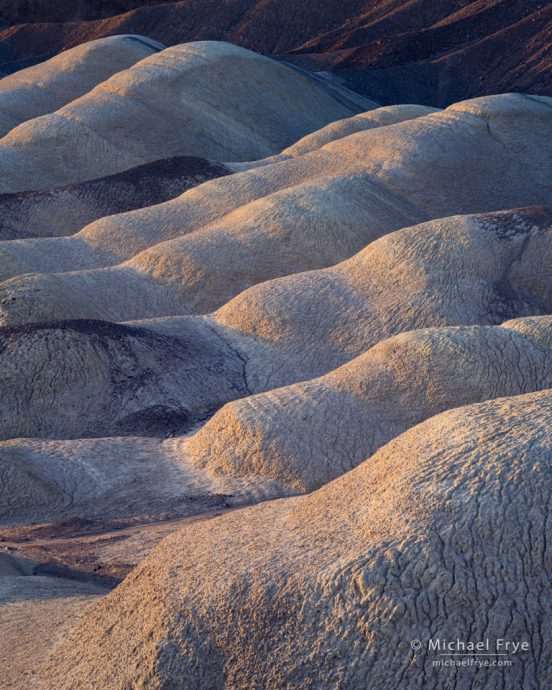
[{"x1": 0, "y1": 5, "x2": 551, "y2": 689}]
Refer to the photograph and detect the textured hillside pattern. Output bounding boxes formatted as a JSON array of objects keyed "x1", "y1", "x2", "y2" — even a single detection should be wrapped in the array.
[
  {"x1": 1, "y1": 207, "x2": 551, "y2": 442},
  {"x1": 0, "y1": 35, "x2": 163, "y2": 138},
  {"x1": 0, "y1": 1, "x2": 550, "y2": 107},
  {"x1": 0, "y1": 96, "x2": 549, "y2": 327},
  {"x1": 0, "y1": 33, "x2": 551, "y2": 690},
  {"x1": 0, "y1": 41, "x2": 373, "y2": 192},
  {"x1": 31, "y1": 390, "x2": 552, "y2": 689},
  {"x1": 190, "y1": 317, "x2": 552, "y2": 491},
  {"x1": 4, "y1": 316, "x2": 552, "y2": 530},
  {"x1": 0, "y1": 156, "x2": 229, "y2": 240}
]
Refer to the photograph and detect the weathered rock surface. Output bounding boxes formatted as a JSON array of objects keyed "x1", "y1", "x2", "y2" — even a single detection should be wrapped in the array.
[
  {"x1": 0, "y1": 96, "x2": 550, "y2": 324},
  {"x1": 0, "y1": 20, "x2": 550, "y2": 690},
  {"x1": 213, "y1": 206, "x2": 552, "y2": 387},
  {"x1": 290, "y1": 1, "x2": 552, "y2": 107},
  {"x1": 31, "y1": 389, "x2": 552, "y2": 689},
  {"x1": 190, "y1": 317, "x2": 552, "y2": 491},
  {"x1": 0, "y1": 35, "x2": 163, "y2": 139},
  {"x1": 1, "y1": 574, "x2": 103, "y2": 690},
  {"x1": 0, "y1": 102, "x2": 431, "y2": 274},
  {"x1": 229, "y1": 103, "x2": 439, "y2": 170},
  {"x1": 0, "y1": 104, "x2": 431, "y2": 243},
  {"x1": 0, "y1": 435, "x2": 290, "y2": 526},
  {"x1": 0, "y1": 319, "x2": 249, "y2": 440},
  {"x1": 5, "y1": 316, "x2": 552, "y2": 527},
  {"x1": 0, "y1": 156, "x2": 229, "y2": 240},
  {"x1": 1, "y1": 208, "x2": 551, "y2": 440},
  {"x1": 0, "y1": 41, "x2": 373, "y2": 193}
]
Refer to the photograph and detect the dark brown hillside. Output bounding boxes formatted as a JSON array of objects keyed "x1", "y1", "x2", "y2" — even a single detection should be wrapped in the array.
[
  {"x1": 0, "y1": 1, "x2": 550, "y2": 110},
  {"x1": 0, "y1": 0, "x2": 169, "y2": 25}
]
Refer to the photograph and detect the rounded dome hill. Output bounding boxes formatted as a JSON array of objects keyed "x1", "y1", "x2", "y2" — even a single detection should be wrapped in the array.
[
  {"x1": 0, "y1": 41, "x2": 374, "y2": 192},
  {"x1": 32, "y1": 389, "x2": 552, "y2": 689}
]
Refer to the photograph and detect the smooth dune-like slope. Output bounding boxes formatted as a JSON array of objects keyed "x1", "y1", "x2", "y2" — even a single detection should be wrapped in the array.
[
  {"x1": 0, "y1": 41, "x2": 374, "y2": 193},
  {"x1": 0, "y1": 35, "x2": 163, "y2": 138},
  {"x1": 33, "y1": 389, "x2": 552, "y2": 689},
  {"x1": 228, "y1": 103, "x2": 439, "y2": 170},
  {"x1": 213, "y1": 206, "x2": 552, "y2": 386},
  {"x1": 1, "y1": 207, "x2": 551, "y2": 440},
  {"x1": 0, "y1": 95, "x2": 550, "y2": 324},
  {"x1": 0, "y1": 156, "x2": 229, "y2": 240},
  {"x1": 190, "y1": 317, "x2": 552, "y2": 491},
  {"x1": 0, "y1": 574, "x2": 103, "y2": 690}
]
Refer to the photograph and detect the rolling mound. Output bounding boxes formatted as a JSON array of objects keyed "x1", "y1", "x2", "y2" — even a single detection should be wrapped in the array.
[
  {"x1": 0, "y1": 104, "x2": 429, "y2": 243},
  {"x1": 1, "y1": 574, "x2": 103, "y2": 690},
  {"x1": 4, "y1": 316, "x2": 552, "y2": 527},
  {"x1": 190, "y1": 317, "x2": 552, "y2": 491},
  {"x1": 1, "y1": 208, "x2": 551, "y2": 440},
  {"x1": 0, "y1": 102, "x2": 432, "y2": 262},
  {"x1": 229, "y1": 103, "x2": 438, "y2": 170},
  {"x1": 0, "y1": 319, "x2": 248, "y2": 440},
  {"x1": 212, "y1": 206, "x2": 552, "y2": 385},
  {"x1": 0, "y1": 13, "x2": 550, "y2": 688},
  {"x1": 0, "y1": 1, "x2": 549, "y2": 106},
  {"x1": 0, "y1": 95, "x2": 550, "y2": 324},
  {"x1": 0, "y1": 41, "x2": 373, "y2": 193},
  {"x1": 0, "y1": 156, "x2": 229, "y2": 240},
  {"x1": 0, "y1": 35, "x2": 163, "y2": 139},
  {"x1": 32, "y1": 389, "x2": 552, "y2": 689}
]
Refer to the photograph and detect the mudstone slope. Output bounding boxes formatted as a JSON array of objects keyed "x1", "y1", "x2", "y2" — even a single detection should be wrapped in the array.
[
  {"x1": 0, "y1": 95, "x2": 549, "y2": 326},
  {"x1": 0, "y1": 34, "x2": 549, "y2": 690},
  {"x1": 31, "y1": 390, "x2": 552, "y2": 689}
]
